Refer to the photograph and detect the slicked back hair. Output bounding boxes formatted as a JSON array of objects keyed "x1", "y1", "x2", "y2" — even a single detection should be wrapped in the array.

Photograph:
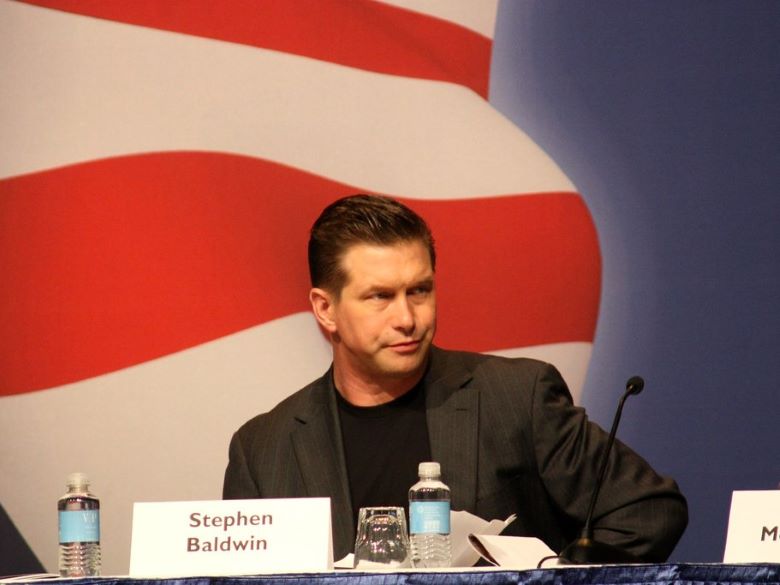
[{"x1": 308, "y1": 194, "x2": 436, "y2": 295}]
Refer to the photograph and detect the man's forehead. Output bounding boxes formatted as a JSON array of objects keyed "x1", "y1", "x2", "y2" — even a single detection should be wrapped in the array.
[
  {"x1": 340, "y1": 240, "x2": 432, "y2": 263},
  {"x1": 339, "y1": 240, "x2": 434, "y2": 282}
]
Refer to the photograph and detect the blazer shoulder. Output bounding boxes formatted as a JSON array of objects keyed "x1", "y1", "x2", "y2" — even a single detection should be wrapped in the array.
[
  {"x1": 433, "y1": 347, "x2": 556, "y2": 380},
  {"x1": 234, "y1": 371, "x2": 331, "y2": 438}
]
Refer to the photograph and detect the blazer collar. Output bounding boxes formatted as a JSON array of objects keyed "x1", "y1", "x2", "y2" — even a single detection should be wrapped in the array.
[
  {"x1": 289, "y1": 370, "x2": 354, "y2": 559},
  {"x1": 424, "y1": 347, "x2": 480, "y2": 511}
]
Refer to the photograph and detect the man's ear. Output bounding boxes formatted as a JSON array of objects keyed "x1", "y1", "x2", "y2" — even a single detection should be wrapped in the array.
[{"x1": 309, "y1": 287, "x2": 338, "y2": 333}]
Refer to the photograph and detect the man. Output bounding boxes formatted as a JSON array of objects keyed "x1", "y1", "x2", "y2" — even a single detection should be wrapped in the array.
[{"x1": 223, "y1": 194, "x2": 688, "y2": 562}]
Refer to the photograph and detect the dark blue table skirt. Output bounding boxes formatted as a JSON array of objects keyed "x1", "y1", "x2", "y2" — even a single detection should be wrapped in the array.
[{"x1": 23, "y1": 564, "x2": 779, "y2": 585}]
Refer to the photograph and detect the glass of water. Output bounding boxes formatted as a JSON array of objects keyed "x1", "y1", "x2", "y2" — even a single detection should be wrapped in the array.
[{"x1": 354, "y1": 506, "x2": 411, "y2": 569}]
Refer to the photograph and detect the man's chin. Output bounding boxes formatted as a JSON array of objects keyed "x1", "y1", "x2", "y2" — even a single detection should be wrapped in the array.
[{"x1": 377, "y1": 350, "x2": 430, "y2": 378}]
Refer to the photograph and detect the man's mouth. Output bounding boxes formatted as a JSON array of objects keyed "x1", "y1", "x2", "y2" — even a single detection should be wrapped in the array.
[{"x1": 389, "y1": 339, "x2": 421, "y2": 352}]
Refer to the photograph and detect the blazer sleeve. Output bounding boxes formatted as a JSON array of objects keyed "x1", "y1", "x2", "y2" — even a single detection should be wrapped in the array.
[{"x1": 529, "y1": 362, "x2": 688, "y2": 561}]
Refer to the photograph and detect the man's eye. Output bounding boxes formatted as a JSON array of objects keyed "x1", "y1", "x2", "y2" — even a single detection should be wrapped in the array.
[{"x1": 409, "y1": 286, "x2": 431, "y2": 296}]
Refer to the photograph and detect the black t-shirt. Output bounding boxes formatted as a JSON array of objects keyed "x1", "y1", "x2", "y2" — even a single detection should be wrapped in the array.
[{"x1": 336, "y1": 381, "x2": 432, "y2": 532}]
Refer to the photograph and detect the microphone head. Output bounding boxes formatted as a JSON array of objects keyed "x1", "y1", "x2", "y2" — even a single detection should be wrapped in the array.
[{"x1": 626, "y1": 375, "x2": 645, "y2": 395}]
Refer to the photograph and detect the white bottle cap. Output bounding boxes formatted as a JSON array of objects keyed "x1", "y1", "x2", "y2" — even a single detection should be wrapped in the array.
[
  {"x1": 66, "y1": 472, "x2": 90, "y2": 489},
  {"x1": 418, "y1": 461, "x2": 441, "y2": 477}
]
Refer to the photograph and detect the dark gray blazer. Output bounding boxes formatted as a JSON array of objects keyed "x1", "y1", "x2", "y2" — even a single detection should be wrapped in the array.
[{"x1": 223, "y1": 347, "x2": 687, "y2": 562}]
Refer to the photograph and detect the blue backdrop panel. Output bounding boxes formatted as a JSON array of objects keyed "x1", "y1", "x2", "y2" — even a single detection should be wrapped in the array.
[{"x1": 490, "y1": 0, "x2": 780, "y2": 562}]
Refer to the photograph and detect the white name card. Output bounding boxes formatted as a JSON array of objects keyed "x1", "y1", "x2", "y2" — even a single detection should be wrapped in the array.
[
  {"x1": 723, "y1": 490, "x2": 780, "y2": 562},
  {"x1": 129, "y1": 498, "x2": 333, "y2": 577}
]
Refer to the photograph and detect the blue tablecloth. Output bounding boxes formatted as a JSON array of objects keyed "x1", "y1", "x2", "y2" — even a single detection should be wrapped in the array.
[{"x1": 20, "y1": 564, "x2": 780, "y2": 585}]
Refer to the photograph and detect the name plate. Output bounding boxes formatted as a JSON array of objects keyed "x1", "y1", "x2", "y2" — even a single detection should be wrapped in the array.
[
  {"x1": 129, "y1": 498, "x2": 333, "y2": 576},
  {"x1": 723, "y1": 490, "x2": 780, "y2": 562}
]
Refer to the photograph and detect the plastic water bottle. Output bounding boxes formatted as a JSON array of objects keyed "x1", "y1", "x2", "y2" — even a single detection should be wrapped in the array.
[
  {"x1": 58, "y1": 472, "x2": 101, "y2": 577},
  {"x1": 409, "y1": 461, "x2": 451, "y2": 568}
]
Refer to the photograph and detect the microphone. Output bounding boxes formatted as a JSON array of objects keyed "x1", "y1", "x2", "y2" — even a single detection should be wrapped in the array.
[{"x1": 559, "y1": 376, "x2": 645, "y2": 564}]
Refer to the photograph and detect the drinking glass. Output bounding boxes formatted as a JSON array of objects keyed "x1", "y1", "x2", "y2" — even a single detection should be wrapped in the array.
[{"x1": 353, "y1": 506, "x2": 411, "y2": 569}]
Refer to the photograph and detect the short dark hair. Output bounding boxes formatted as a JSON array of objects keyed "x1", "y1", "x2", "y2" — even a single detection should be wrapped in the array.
[{"x1": 308, "y1": 194, "x2": 436, "y2": 293}]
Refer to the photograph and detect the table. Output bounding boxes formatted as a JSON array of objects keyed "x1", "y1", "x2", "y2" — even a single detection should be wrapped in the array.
[{"x1": 6, "y1": 564, "x2": 780, "y2": 585}]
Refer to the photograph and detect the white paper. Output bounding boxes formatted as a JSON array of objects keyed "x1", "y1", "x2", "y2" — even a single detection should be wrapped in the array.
[
  {"x1": 467, "y1": 534, "x2": 557, "y2": 569},
  {"x1": 451, "y1": 511, "x2": 517, "y2": 567},
  {"x1": 334, "y1": 553, "x2": 355, "y2": 569}
]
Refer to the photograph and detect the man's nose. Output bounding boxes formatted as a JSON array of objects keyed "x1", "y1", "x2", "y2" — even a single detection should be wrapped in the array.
[{"x1": 391, "y1": 296, "x2": 415, "y2": 332}]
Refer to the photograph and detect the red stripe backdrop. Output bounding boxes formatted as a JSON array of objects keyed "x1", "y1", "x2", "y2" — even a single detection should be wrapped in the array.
[
  {"x1": 20, "y1": 0, "x2": 492, "y2": 97},
  {"x1": 0, "y1": 152, "x2": 598, "y2": 396}
]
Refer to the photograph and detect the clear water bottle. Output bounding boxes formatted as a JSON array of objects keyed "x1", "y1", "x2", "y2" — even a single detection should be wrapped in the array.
[
  {"x1": 409, "y1": 461, "x2": 451, "y2": 568},
  {"x1": 58, "y1": 472, "x2": 101, "y2": 577}
]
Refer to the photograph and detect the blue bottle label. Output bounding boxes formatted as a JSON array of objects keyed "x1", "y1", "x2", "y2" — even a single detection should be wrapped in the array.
[
  {"x1": 410, "y1": 501, "x2": 450, "y2": 534},
  {"x1": 59, "y1": 510, "x2": 100, "y2": 543}
]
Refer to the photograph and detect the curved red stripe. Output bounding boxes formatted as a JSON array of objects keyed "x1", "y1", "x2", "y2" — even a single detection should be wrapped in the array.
[
  {"x1": 0, "y1": 153, "x2": 599, "y2": 395},
  {"x1": 20, "y1": 0, "x2": 491, "y2": 98},
  {"x1": 423, "y1": 195, "x2": 601, "y2": 353}
]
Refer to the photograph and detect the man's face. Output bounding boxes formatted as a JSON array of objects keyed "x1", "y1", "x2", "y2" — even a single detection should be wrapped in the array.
[{"x1": 318, "y1": 240, "x2": 436, "y2": 389}]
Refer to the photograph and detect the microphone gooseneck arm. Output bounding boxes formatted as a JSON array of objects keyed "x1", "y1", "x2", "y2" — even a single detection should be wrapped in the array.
[
  {"x1": 559, "y1": 375, "x2": 645, "y2": 564},
  {"x1": 581, "y1": 388, "x2": 631, "y2": 540}
]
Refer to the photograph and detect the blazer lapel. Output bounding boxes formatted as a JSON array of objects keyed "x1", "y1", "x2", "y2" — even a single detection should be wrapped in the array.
[
  {"x1": 290, "y1": 373, "x2": 354, "y2": 556},
  {"x1": 425, "y1": 348, "x2": 479, "y2": 512}
]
